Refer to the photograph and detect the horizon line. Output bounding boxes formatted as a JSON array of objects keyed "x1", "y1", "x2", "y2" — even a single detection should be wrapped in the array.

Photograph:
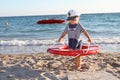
[{"x1": 0, "y1": 11, "x2": 120, "y2": 17}]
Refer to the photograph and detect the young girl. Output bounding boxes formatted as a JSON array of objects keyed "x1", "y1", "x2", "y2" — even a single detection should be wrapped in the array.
[{"x1": 58, "y1": 9, "x2": 92, "y2": 69}]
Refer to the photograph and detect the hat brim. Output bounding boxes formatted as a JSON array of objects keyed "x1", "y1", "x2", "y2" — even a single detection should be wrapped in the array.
[{"x1": 67, "y1": 16, "x2": 78, "y2": 21}]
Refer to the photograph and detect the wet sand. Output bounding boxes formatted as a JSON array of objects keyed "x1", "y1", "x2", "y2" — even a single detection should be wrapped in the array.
[{"x1": 0, "y1": 52, "x2": 120, "y2": 80}]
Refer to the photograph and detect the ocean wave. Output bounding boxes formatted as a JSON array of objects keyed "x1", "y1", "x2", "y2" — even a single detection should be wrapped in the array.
[
  {"x1": 87, "y1": 30, "x2": 119, "y2": 34},
  {"x1": 0, "y1": 39, "x2": 57, "y2": 46},
  {"x1": 0, "y1": 38, "x2": 120, "y2": 46},
  {"x1": 20, "y1": 29, "x2": 52, "y2": 33},
  {"x1": 88, "y1": 30, "x2": 109, "y2": 34},
  {"x1": 92, "y1": 38, "x2": 120, "y2": 44}
]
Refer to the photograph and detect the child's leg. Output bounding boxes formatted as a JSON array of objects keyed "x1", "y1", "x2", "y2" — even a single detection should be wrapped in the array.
[
  {"x1": 75, "y1": 56, "x2": 81, "y2": 69},
  {"x1": 77, "y1": 40, "x2": 82, "y2": 49}
]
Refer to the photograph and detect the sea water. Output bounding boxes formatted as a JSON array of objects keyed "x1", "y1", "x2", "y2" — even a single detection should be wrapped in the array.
[{"x1": 0, "y1": 13, "x2": 120, "y2": 54}]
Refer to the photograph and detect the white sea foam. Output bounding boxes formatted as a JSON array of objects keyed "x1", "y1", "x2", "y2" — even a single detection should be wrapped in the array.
[
  {"x1": 0, "y1": 38, "x2": 120, "y2": 54},
  {"x1": 92, "y1": 38, "x2": 120, "y2": 44},
  {"x1": 0, "y1": 38, "x2": 120, "y2": 46},
  {"x1": 0, "y1": 39, "x2": 57, "y2": 46}
]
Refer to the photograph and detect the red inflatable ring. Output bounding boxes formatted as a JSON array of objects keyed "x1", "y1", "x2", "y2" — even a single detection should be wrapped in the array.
[{"x1": 47, "y1": 45, "x2": 100, "y2": 56}]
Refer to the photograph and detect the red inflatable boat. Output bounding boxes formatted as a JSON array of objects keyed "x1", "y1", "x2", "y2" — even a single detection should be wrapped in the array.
[
  {"x1": 47, "y1": 45, "x2": 100, "y2": 56},
  {"x1": 37, "y1": 19, "x2": 65, "y2": 24}
]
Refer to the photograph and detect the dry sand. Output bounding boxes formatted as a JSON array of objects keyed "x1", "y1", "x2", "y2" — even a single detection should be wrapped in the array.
[{"x1": 0, "y1": 53, "x2": 120, "y2": 80}]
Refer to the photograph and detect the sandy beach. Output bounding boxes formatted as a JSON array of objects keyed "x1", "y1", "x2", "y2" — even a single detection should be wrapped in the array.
[{"x1": 0, "y1": 52, "x2": 120, "y2": 80}]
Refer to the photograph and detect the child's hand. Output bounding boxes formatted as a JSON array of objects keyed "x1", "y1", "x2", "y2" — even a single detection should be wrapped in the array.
[
  {"x1": 88, "y1": 39, "x2": 92, "y2": 43},
  {"x1": 58, "y1": 38, "x2": 61, "y2": 42},
  {"x1": 58, "y1": 32, "x2": 66, "y2": 42}
]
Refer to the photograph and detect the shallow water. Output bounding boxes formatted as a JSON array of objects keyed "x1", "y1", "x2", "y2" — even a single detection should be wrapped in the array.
[{"x1": 0, "y1": 13, "x2": 120, "y2": 54}]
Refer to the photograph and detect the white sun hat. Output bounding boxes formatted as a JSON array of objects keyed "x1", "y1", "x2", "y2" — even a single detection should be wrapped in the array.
[{"x1": 67, "y1": 9, "x2": 80, "y2": 20}]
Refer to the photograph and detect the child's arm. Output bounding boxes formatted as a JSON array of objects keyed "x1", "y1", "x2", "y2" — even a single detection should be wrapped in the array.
[
  {"x1": 58, "y1": 32, "x2": 66, "y2": 42},
  {"x1": 83, "y1": 30, "x2": 92, "y2": 43}
]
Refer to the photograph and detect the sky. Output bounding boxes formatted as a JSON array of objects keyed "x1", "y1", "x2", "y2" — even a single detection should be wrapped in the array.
[{"x1": 0, "y1": 0, "x2": 120, "y2": 16}]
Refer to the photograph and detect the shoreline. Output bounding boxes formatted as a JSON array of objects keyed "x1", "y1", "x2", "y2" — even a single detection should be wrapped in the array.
[{"x1": 0, "y1": 52, "x2": 120, "y2": 80}]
